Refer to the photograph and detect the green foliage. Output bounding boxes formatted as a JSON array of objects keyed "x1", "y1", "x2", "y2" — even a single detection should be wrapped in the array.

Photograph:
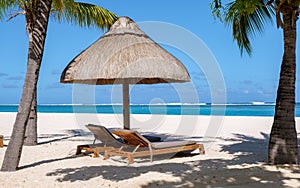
[
  {"x1": 211, "y1": 0, "x2": 275, "y2": 56},
  {"x1": 0, "y1": 0, "x2": 118, "y2": 31},
  {"x1": 225, "y1": 0, "x2": 274, "y2": 55},
  {"x1": 0, "y1": 0, "x2": 18, "y2": 21},
  {"x1": 210, "y1": 0, "x2": 223, "y2": 21},
  {"x1": 51, "y1": 0, "x2": 118, "y2": 31}
]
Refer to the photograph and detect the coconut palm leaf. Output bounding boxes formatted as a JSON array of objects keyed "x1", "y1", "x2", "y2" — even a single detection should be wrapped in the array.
[
  {"x1": 210, "y1": 0, "x2": 223, "y2": 20},
  {"x1": 224, "y1": 0, "x2": 274, "y2": 55},
  {"x1": 51, "y1": 0, "x2": 118, "y2": 31},
  {"x1": 0, "y1": 0, "x2": 18, "y2": 20}
]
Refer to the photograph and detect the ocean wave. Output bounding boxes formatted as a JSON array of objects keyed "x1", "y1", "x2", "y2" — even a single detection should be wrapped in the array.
[{"x1": 2, "y1": 102, "x2": 297, "y2": 106}]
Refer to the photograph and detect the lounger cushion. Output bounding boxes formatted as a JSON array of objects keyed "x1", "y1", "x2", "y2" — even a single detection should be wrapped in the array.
[
  {"x1": 151, "y1": 140, "x2": 197, "y2": 149},
  {"x1": 142, "y1": 135, "x2": 162, "y2": 142}
]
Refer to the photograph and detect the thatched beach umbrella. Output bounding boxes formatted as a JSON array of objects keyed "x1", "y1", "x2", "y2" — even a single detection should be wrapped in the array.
[{"x1": 60, "y1": 16, "x2": 190, "y2": 129}]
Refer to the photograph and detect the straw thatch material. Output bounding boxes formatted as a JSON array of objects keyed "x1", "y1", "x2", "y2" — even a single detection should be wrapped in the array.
[{"x1": 60, "y1": 16, "x2": 190, "y2": 85}]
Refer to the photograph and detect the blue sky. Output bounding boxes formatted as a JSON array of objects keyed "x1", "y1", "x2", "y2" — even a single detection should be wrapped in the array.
[{"x1": 0, "y1": 0, "x2": 299, "y2": 104}]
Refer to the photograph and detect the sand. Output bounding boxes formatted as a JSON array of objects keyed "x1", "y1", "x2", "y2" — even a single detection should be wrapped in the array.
[{"x1": 0, "y1": 112, "x2": 300, "y2": 187}]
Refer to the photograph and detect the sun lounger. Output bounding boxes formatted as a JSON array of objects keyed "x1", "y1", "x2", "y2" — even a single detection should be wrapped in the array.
[
  {"x1": 76, "y1": 124, "x2": 126, "y2": 157},
  {"x1": 76, "y1": 124, "x2": 163, "y2": 158},
  {"x1": 104, "y1": 129, "x2": 205, "y2": 164}
]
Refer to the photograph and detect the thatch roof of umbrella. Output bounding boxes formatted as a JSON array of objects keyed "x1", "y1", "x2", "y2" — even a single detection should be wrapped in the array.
[
  {"x1": 60, "y1": 16, "x2": 190, "y2": 129},
  {"x1": 60, "y1": 16, "x2": 190, "y2": 85}
]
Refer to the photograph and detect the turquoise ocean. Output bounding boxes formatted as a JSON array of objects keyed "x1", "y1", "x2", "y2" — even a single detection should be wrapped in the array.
[{"x1": 0, "y1": 103, "x2": 299, "y2": 117}]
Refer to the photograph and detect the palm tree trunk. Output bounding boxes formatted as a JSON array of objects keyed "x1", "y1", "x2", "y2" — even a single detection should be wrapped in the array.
[
  {"x1": 1, "y1": 0, "x2": 52, "y2": 171},
  {"x1": 268, "y1": 9, "x2": 298, "y2": 164},
  {"x1": 24, "y1": 93, "x2": 37, "y2": 146}
]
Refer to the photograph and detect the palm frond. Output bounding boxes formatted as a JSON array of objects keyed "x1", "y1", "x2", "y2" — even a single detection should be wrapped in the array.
[
  {"x1": 51, "y1": 0, "x2": 118, "y2": 31},
  {"x1": 224, "y1": 0, "x2": 274, "y2": 55},
  {"x1": 0, "y1": 0, "x2": 19, "y2": 21},
  {"x1": 52, "y1": 0, "x2": 64, "y2": 14},
  {"x1": 210, "y1": 0, "x2": 223, "y2": 21}
]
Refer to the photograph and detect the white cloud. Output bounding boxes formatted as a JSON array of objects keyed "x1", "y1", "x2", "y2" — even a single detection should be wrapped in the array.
[
  {"x1": 7, "y1": 76, "x2": 23, "y2": 81},
  {"x1": 0, "y1": 73, "x2": 8, "y2": 77},
  {"x1": 2, "y1": 83, "x2": 19, "y2": 88}
]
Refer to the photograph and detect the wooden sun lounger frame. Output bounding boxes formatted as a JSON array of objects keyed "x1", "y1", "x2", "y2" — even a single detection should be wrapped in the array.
[
  {"x1": 104, "y1": 142, "x2": 204, "y2": 164},
  {"x1": 76, "y1": 144, "x2": 116, "y2": 158},
  {"x1": 75, "y1": 124, "x2": 126, "y2": 158},
  {"x1": 104, "y1": 129, "x2": 205, "y2": 164},
  {"x1": 0, "y1": 135, "x2": 3, "y2": 148}
]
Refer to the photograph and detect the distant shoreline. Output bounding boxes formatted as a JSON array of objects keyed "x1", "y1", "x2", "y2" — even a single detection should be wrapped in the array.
[
  {"x1": 3, "y1": 102, "x2": 300, "y2": 106},
  {"x1": 1, "y1": 102, "x2": 300, "y2": 106},
  {"x1": 0, "y1": 104, "x2": 299, "y2": 117}
]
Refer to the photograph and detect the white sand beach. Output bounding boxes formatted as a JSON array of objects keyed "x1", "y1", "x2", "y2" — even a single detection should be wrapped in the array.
[{"x1": 0, "y1": 112, "x2": 300, "y2": 187}]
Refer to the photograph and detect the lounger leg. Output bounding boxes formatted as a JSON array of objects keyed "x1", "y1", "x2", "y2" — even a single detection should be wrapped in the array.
[
  {"x1": 104, "y1": 150, "x2": 110, "y2": 160},
  {"x1": 199, "y1": 144, "x2": 205, "y2": 154},
  {"x1": 92, "y1": 150, "x2": 100, "y2": 158},
  {"x1": 127, "y1": 154, "x2": 134, "y2": 164},
  {"x1": 76, "y1": 145, "x2": 88, "y2": 155},
  {"x1": 82, "y1": 147, "x2": 100, "y2": 158},
  {"x1": 76, "y1": 147, "x2": 82, "y2": 155},
  {"x1": 76, "y1": 145, "x2": 100, "y2": 158},
  {"x1": 0, "y1": 135, "x2": 3, "y2": 148}
]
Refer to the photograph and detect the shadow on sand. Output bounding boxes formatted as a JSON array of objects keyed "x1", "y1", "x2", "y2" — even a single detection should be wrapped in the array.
[
  {"x1": 39, "y1": 131, "x2": 300, "y2": 187},
  {"x1": 37, "y1": 129, "x2": 92, "y2": 145}
]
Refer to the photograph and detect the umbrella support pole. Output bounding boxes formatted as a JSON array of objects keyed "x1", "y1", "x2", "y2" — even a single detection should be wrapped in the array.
[{"x1": 123, "y1": 83, "x2": 130, "y2": 130}]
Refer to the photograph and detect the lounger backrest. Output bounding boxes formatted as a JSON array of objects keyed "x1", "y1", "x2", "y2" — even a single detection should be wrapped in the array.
[
  {"x1": 112, "y1": 129, "x2": 150, "y2": 147},
  {"x1": 85, "y1": 124, "x2": 123, "y2": 147}
]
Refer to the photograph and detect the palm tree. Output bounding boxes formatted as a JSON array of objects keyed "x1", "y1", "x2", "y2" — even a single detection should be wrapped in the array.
[
  {"x1": 0, "y1": 0, "x2": 117, "y2": 171},
  {"x1": 23, "y1": 0, "x2": 118, "y2": 146},
  {"x1": 211, "y1": 0, "x2": 299, "y2": 164}
]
